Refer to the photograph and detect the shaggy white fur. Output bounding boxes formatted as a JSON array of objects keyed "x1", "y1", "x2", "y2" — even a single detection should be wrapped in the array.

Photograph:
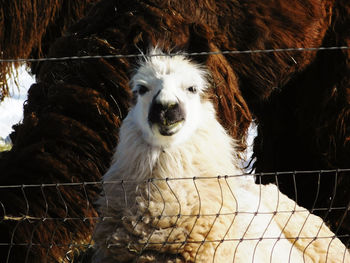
[{"x1": 92, "y1": 49, "x2": 350, "y2": 262}]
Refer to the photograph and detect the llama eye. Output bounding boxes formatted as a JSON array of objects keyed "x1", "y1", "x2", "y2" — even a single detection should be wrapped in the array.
[
  {"x1": 187, "y1": 86, "x2": 197, "y2": 93},
  {"x1": 138, "y1": 85, "x2": 149, "y2": 95}
]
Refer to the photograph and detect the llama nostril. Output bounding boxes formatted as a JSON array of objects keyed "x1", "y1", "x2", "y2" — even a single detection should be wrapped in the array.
[{"x1": 148, "y1": 102, "x2": 185, "y2": 127}]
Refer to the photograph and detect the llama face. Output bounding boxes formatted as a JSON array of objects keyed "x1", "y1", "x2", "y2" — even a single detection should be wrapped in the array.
[{"x1": 130, "y1": 48, "x2": 208, "y2": 147}]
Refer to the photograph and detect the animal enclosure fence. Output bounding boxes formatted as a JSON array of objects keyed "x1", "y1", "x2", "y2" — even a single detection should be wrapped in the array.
[
  {"x1": 0, "y1": 169, "x2": 349, "y2": 262},
  {"x1": 1, "y1": 46, "x2": 350, "y2": 63},
  {"x1": 1, "y1": 46, "x2": 350, "y2": 262}
]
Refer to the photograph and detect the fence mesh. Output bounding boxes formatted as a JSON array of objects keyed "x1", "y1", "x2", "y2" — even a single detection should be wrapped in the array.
[
  {"x1": 0, "y1": 170, "x2": 349, "y2": 262},
  {"x1": 1, "y1": 46, "x2": 350, "y2": 261}
]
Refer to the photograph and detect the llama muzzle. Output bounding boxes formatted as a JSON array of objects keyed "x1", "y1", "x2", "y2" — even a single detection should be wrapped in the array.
[{"x1": 148, "y1": 101, "x2": 185, "y2": 136}]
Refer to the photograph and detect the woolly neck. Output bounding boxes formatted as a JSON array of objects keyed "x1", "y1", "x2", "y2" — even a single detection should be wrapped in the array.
[{"x1": 103, "y1": 100, "x2": 241, "y2": 183}]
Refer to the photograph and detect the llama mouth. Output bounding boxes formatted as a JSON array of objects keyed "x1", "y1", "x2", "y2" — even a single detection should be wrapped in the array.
[{"x1": 158, "y1": 120, "x2": 184, "y2": 136}]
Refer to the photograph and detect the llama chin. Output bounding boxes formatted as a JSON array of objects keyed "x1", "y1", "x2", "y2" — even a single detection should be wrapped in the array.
[{"x1": 92, "y1": 48, "x2": 349, "y2": 263}]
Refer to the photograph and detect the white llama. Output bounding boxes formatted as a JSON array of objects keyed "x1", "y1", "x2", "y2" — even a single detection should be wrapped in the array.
[{"x1": 92, "y1": 48, "x2": 349, "y2": 263}]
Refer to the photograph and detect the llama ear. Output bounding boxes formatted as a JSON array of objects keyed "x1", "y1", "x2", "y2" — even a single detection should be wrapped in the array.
[{"x1": 187, "y1": 24, "x2": 211, "y2": 65}]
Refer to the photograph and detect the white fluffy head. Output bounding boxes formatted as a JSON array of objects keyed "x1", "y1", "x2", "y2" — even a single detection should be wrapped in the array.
[{"x1": 129, "y1": 48, "x2": 209, "y2": 147}]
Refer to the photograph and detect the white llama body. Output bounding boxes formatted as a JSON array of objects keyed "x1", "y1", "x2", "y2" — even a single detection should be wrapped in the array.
[{"x1": 93, "y1": 49, "x2": 349, "y2": 263}]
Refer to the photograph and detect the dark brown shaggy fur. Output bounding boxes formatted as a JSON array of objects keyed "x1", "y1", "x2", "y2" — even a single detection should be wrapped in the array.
[
  {"x1": 253, "y1": 0, "x2": 350, "y2": 243},
  {"x1": 0, "y1": 0, "x2": 98, "y2": 100},
  {"x1": 0, "y1": 0, "x2": 349, "y2": 261}
]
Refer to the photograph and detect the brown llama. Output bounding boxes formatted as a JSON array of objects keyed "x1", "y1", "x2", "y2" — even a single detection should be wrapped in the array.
[
  {"x1": 0, "y1": 0, "x2": 98, "y2": 100},
  {"x1": 0, "y1": 0, "x2": 349, "y2": 262}
]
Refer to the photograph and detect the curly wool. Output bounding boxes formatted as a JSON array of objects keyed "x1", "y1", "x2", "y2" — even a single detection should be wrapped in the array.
[
  {"x1": 93, "y1": 53, "x2": 349, "y2": 262},
  {"x1": 1, "y1": 0, "x2": 349, "y2": 261}
]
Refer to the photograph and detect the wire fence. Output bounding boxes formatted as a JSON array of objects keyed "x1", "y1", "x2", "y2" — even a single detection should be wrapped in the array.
[
  {"x1": 0, "y1": 46, "x2": 350, "y2": 262},
  {"x1": 0, "y1": 46, "x2": 350, "y2": 63},
  {"x1": 0, "y1": 169, "x2": 349, "y2": 262}
]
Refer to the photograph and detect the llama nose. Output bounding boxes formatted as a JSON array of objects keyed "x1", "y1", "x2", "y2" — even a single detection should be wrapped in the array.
[{"x1": 148, "y1": 101, "x2": 185, "y2": 126}]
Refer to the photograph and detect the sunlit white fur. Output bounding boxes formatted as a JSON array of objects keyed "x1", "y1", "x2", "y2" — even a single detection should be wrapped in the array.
[
  {"x1": 93, "y1": 49, "x2": 349, "y2": 263},
  {"x1": 130, "y1": 48, "x2": 208, "y2": 147}
]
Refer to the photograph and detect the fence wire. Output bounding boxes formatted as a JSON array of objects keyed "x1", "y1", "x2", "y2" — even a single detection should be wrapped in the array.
[
  {"x1": 0, "y1": 46, "x2": 350, "y2": 63},
  {"x1": 0, "y1": 169, "x2": 349, "y2": 262},
  {"x1": 1, "y1": 46, "x2": 350, "y2": 262}
]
